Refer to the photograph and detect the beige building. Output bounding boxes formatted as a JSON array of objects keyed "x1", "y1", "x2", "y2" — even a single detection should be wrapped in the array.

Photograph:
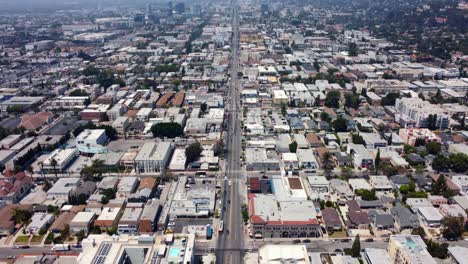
[{"x1": 388, "y1": 235, "x2": 437, "y2": 264}]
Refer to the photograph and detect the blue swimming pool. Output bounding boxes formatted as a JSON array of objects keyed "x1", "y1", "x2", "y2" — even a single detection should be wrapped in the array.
[{"x1": 169, "y1": 247, "x2": 180, "y2": 258}]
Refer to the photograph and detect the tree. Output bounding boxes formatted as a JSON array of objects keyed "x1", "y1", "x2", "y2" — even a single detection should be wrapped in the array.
[
  {"x1": 442, "y1": 216, "x2": 464, "y2": 240},
  {"x1": 69, "y1": 89, "x2": 88, "y2": 97},
  {"x1": 50, "y1": 158, "x2": 58, "y2": 179},
  {"x1": 151, "y1": 123, "x2": 183, "y2": 138},
  {"x1": 432, "y1": 155, "x2": 450, "y2": 172},
  {"x1": 352, "y1": 133, "x2": 365, "y2": 145},
  {"x1": 213, "y1": 141, "x2": 224, "y2": 156},
  {"x1": 43, "y1": 180, "x2": 52, "y2": 192},
  {"x1": 399, "y1": 185, "x2": 410, "y2": 195},
  {"x1": 325, "y1": 91, "x2": 340, "y2": 108},
  {"x1": 414, "y1": 138, "x2": 426, "y2": 147},
  {"x1": 404, "y1": 144, "x2": 417, "y2": 154},
  {"x1": 449, "y1": 153, "x2": 468, "y2": 173},
  {"x1": 320, "y1": 112, "x2": 331, "y2": 123},
  {"x1": 425, "y1": 240, "x2": 449, "y2": 259},
  {"x1": 200, "y1": 103, "x2": 208, "y2": 113},
  {"x1": 425, "y1": 142, "x2": 441, "y2": 155},
  {"x1": 381, "y1": 93, "x2": 400, "y2": 106},
  {"x1": 185, "y1": 142, "x2": 203, "y2": 165},
  {"x1": 351, "y1": 235, "x2": 361, "y2": 257},
  {"x1": 356, "y1": 189, "x2": 377, "y2": 201},
  {"x1": 76, "y1": 230, "x2": 86, "y2": 242},
  {"x1": 348, "y1": 43, "x2": 358, "y2": 57},
  {"x1": 344, "y1": 93, "x2": 360, "y2": 109},
  {"x1": 289, "y1": 141, "x2": 298, "y2": 153},
  {"x1": 411, "y1": 226, "x2": 426, "y2": 239},
  {"x1": 332, "y1": 116, "x2": 349, "y2": 132},
  {"x1": 322, "y1": 152, "x2": 335, "y2": 177},
  {"x1": 433, "y1": 175, "x2": 448, "y2": 196},
  {"x1": 281, "y1": 104, "x2": 287, "y2": 116}
]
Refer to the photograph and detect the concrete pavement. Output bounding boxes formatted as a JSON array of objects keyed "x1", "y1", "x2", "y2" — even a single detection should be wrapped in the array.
[{"x1": 216, "y1": 1, "x2": 243, "y2": 264}]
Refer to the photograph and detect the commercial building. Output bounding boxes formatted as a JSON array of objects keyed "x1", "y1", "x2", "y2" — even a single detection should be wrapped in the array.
[
  {"x1": 395, "y1": 97, "x2": 449, "y2": 129},
  {"x1": 77, "y1": 233, "x2": 195, "y2": 264},
  {"x1": 50, "y1": 96, "x2": 89, "y2": 110},
  {"x1": 296, "y1": 149, "x2": 318, "y2": 169},
  {"x1": 249, "y1": 193, "x2": 321, "y2": 239},
  {"x1": 245, "y1": 148, "x2": 280, "y2": 171},
  {"x1": 95, "y1": 207, "x2": 122, "y2": 230},
  {"x1": 258, "y1": 244, "x2": 310, "y2": 264},
  {"x1": 139, "y1": 199, "x2": 161, "y2": 233},
  {"x1": 168, "y1": 148, "x2": 187, "y2": 171},
  {"x1": 41, "y1": 148, "x2": 78, "y2": 171},
  {"x1": 168, "y1": 177, "x2": 216, "y2": 218},
  {"x1": 47, "y1": 178, "x2": 80, "y2": 200},
  {"x1": 398, "y1": 128, "x2": 441, "y2": 146},
  {"x1": 387, "y1": 235, "x2": 437, "y2": 264},
  {"x1": 76, "y1": 129, "x2": 109, "y2": 154},
  {"x1": 70, "y1": 211, "x2": 95, "y2": 234},
  {"x1": 0, "y1": 96, "x2": 44, "y2": 111},
  {"x1": 134, "y1": 142, "x2": 173, "y2": 174},
  {"x1": 118, "y1": 207, "x2": 143, "y2": 234},
  {"x1": 364, "y1": 248, "x2": 392, "y2": 264},
  {"x1": 117, "y1": 177, "x2": 139, "y2": 198}
]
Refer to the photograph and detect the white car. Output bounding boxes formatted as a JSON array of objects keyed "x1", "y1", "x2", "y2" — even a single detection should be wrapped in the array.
[{"x1": 228, "y1": 181, "x2": 232, "y2": 186}]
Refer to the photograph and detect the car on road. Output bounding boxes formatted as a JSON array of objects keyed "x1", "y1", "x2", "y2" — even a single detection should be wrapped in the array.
[
  {"x1": 365, "y1": 238, "x2": 374, "y2": 242},
  {"x1": 228, "y1": 181, "x2": 232, "y2": 186},
  {"x1": 292, "y1": 239, "x2": 301, "y2": 244},
  {"x1": 11, "y1": 246, "x2": 20, "y2": 249},
  {"x1": 302, "y1": 239, "x2": 311, "y2": 243},
  {"x1": 7, "y1": 256, "x2": 15, "y2": 259},
  {"x1": 21, "y1": 245, "x2": 30, "y2": 249}
]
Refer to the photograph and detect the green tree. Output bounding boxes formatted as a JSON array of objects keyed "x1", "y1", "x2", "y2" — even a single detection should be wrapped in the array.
[
  {"x1": 289, "y1": 141, "x2": 298, "y2": 153},
  {"x1": 425, "y1": 142, "x2": 441, "y2": 155},
  {"x1": 348, "y1": 43, "x2": 358, "y2": 56},
  {"x1": 433, "y1": 175, "x2": 448, "y2": 196},
  {"x1": 356, "y1": 189, "x2": 377, "y2": 201},
  {"x1": 381, "y1": 93, "x2": 400, "y2": 106},
  {"x1": 200, "y1": 103, "x2": 208, "y2": 113},
  {"x1": 432, "y1": 155, "x2": 450, "y2": 172},
  {"x1": 449, "y1": 153, "x2": 468, "y2": 173},
  {"x1": 69, "y1": 89, "x2": 89, "y2": 97},
  {"x1": 185, "y1": 142, "x2": 203, "y2": 165},
  {"x1": 151, "y1": 123, "x2": 183, "y2": 138},
  {"x1": 322, "y1": 152, "x2": 335, "y2": 177},
  {"x1": 351, "y1": 235, "x2": 361, "y2": 257},
  {"x1": 344, "y1": 93, "x2": 360, "y2": 109},
  {"x1": 442, "y1": 216, "x2": 464, "y2": 240},
  {"x1": 352, "y1": 133, "x2": 365, "y2": 145},
  {"x1": 281, "y1": 104, "x2": 287, "y2": 116},
  {"x1": 76, "y1": 230, "x2": 86, "y2": 242},
  {"x1": 332, "y1": 116, "x2": 349, "y2": 132},
  {"x1": 325, "y1": 91, "x2": 340, "y2": 108},
  {"x1": 411, "y1": 226, "x2": 426, "y2": 239},
  {"x1": 320, "y1": 112, "x2": 331, "y2": 123}
]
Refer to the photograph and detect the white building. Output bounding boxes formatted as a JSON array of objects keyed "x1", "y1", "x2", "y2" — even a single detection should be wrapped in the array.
[
  {"x1": 134, "y1": 142, "x2": 173, "y2": 174},
  {"x1": 42, "y1": 148, "x2": 78, "y2": 171},
  {"x1": 47, "y1": 178, "x2": 80, "y2": 200},
  {"x1": 76, "y1": 129, "x2": 108, "y2": 154},
  {"x1": 395, "y1": 97, "x2": 449, "y2": 129},
  {"x1": 168, "y1": 148, "x2": 187, "y2": 171},
  {"x1": 27, "y1": 213, "x2": 55, "y2": 234}
]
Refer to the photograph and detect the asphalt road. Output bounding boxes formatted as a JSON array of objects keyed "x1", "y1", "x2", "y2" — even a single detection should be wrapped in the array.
[{"x1": 216, "y1": 2, "x2": 243, "y2": 264}]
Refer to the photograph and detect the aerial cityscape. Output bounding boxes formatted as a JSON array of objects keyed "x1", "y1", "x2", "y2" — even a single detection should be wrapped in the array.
[{"x1": 0, "y1": 0, "x2": 467, "y2": 263}]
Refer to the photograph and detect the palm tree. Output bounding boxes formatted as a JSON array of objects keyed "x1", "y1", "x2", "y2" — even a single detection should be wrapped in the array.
[{"x1": 50, "y1": 158, "x2": 58, "y2": 180}]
